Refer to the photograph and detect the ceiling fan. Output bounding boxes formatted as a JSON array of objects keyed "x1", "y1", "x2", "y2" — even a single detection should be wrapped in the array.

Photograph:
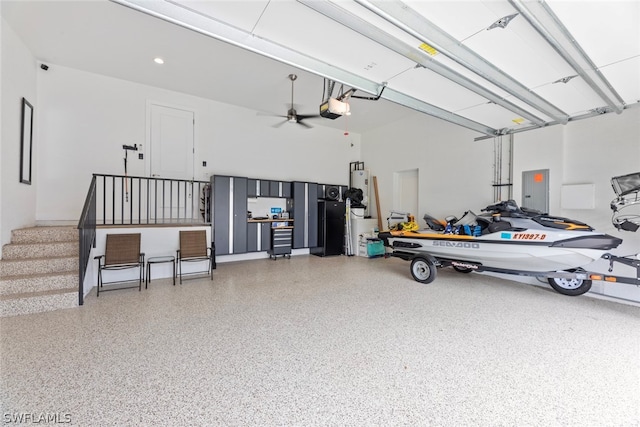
[{"x1": 263, "y1": 74, "x2": 320, "y2": 129}]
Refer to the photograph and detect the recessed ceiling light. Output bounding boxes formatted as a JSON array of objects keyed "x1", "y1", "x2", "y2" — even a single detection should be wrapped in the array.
[{"x1": 154, "y1": 57, "x2": 164, "y2": 65}]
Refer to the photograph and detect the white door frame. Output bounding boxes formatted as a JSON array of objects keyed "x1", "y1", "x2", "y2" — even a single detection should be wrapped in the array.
[{"x1": 145, "y1": 100, "x2": 195, "y2": 180}]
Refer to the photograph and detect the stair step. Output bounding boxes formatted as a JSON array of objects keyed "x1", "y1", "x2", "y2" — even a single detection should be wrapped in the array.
[
  {"x1": 1, "y1": 226, "x2": 82, "y2": 317},
  {"x1": 0, "y1": 257, "x2": 78, "y2": 278},
  {"x1": 0, "y1": 289, "x2": 78, "y2": 317},
  {"x1": 0, "y1": 271, "x2": 77, "y2": 296},
  {"x1": 2, "y1": 241, "x2": 78, "y2": 260},
  {"x1": 11, "y1": 226, "x2": 76, "y2": 244}
]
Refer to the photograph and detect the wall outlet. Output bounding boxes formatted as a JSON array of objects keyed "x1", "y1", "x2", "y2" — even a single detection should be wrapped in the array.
[{"x1": 138, "y1": 153, "x2": 143, "y2": 160}]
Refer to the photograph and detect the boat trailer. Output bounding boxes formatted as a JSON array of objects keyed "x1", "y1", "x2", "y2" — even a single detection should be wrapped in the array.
[{"x1": 390, "y1": 250, "x2": 640, "y2": 296}]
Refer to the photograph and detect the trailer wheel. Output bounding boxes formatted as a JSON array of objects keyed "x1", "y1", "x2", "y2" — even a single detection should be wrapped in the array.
[
  {"x1": 410, "y1": 257, "x2": 437, "y2": 284},
  {"x1": 547, "y1": 276, "x2": 592, "y2": 296}
]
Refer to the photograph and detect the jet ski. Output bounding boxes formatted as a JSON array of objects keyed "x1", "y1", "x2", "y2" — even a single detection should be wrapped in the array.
[{"x1": 379, "y1": 200, "x2": 626, "y2": 295}]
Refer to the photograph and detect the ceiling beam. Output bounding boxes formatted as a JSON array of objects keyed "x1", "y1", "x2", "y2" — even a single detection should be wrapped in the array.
[
  {"x1": 509, "y1": 0, "x2": 625, "y2": 114},
  {"x1": 110, "y1": 0, "x2": 498, "y2": 136},
  {"x1": 110, "y1": 0, "x2": 381, "y2": 96},
  {"x1": 474, "y1": 100, "x2": 640, "y2": 142},
  {"x1": 298, "y1": 0, "x2": 547, "y2": 127},
  {"x1": 382, "y1": 88, "x2": 499, "y2": 136},
  {"x1": 357, "y1": 0, "x2": 570, "y2": 124}
]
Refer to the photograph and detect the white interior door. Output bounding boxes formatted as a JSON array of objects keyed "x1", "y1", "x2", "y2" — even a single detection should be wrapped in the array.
[
  {"x1": 393, "y1": 169, "x2": 419, "y2": 218},
  {"x1": 149, "y1": 104, "x2": 195, "y2": 221},
  {"x1": 150, "y1": 104, "x2": 194, "y2": 180}
]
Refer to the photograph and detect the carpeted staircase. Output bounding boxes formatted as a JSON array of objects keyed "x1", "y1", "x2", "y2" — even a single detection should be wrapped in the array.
[{"x1": 0, "y1": 226, "x2": 79, "y2": 317}]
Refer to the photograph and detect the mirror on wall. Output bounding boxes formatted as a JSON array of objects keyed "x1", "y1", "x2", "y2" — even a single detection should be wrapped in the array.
[{"x1": 20, "y1": 97, "x2": 33, "y2": 185}]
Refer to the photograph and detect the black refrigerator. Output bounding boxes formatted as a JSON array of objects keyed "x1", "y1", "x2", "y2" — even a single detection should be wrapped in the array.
[{"x1": 312, "y1": 200, "x2": 345, "y2": 257}]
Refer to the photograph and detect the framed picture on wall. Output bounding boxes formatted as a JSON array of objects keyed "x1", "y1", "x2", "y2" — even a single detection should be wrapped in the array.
[{"x1": 20, "y1": 97, "x2": 33, "y2": 185}]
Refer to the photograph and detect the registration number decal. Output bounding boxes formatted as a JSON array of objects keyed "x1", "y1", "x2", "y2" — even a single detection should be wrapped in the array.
[{"x1": 512, "y1": 233, "x2": 546, "y2": 240}]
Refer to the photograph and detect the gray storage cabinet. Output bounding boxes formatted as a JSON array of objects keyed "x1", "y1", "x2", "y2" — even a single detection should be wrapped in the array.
[
  {"x1": 247, "y1": 222, "x2": 272, "y2": 253},
  {"x1": 213, "y1": 175, "x2": 230, "y2": 255},
  {"x1": 292, "y1": 182, "x2": 318, "y2": 249},
  {"x1": 232, "y1": 177, "x2": 247, "y2": 254},
  {"x1": 213, "y1": 175, "x2": 248, "y2": 255},
  {"x1": 247, "y1": 179, "x2": 258, "y2": 197},
  {"x1": 217, "y1": 177, "x2": 322, "y2": 254}
]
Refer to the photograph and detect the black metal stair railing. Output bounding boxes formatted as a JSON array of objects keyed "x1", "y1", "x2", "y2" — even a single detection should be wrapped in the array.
[
  {"x1": 77, "y1": 173, "x2": 211, "y2": 305},
  {"x1": 77, "y1": 176, "x2": 97, "y2": 306},
  {"x1": 96, "y1": 174, "x2": 211, "y2": 226}
]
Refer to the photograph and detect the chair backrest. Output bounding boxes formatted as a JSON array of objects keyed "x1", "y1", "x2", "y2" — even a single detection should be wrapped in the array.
[
  {"x1": 180, "y1": 230, "x2": 208, "y2": 258},
  {"x1": 104, "y1": 233, "x2": 141, "y2": 266}
]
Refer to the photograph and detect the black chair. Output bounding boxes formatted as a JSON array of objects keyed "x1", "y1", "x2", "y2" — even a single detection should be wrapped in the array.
[
  {"x1": 176, "y1": 230, "x2": 214, "y2": 284},
  {"x1": 95, "y1": 233, "x2": 145, "y2": 296}
]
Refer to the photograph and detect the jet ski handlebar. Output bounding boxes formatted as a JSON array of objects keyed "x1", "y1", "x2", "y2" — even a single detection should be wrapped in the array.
[
  {"x1": 482, "y1": 200, "x2": 520, "y2": 214},
  {"x1": 481, "y1": 200, "x2": 544, "y2": 217}
]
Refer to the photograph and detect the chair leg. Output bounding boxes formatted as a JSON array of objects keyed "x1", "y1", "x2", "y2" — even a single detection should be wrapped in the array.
[{"x1": 172, "y1": 260, "x2": 176, "y2": 286}]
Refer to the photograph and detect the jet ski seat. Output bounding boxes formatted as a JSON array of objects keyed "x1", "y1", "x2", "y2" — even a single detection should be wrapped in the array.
[
  {"x1": 423, "y1": 213, "x2": 446, "y2": 231},
  {"x1": 468, "y1": 214, "x2": 512, "y2": 235},
  {"x1": 487, "y1": 220, "x2": 512, "y2": 233}
]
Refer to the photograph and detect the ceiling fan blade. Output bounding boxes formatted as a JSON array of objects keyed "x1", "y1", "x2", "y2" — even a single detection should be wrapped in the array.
[
  {"x1": 272, "y1": 120, "x2": 288, "y2": 128},
  {"x1": 257, "y1": 111, "x2": 286, "y2": 118},
  {"x1": 296, "y1": 113, "x2": 322, "y2": 120},
  {"x1": 296, "y1": 120, "x2": 313, "y2": 129}
]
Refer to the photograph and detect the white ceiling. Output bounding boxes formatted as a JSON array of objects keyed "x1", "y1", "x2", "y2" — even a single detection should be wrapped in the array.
[{"x1": 3, "y1": 0, "x2": 639, "y2": 137}]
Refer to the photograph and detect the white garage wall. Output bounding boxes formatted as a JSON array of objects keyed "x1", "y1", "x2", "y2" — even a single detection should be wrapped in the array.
[
  {"x1": 0, "y1": 18, "x2": 37, "y2": 258},
  {"x1": 35, "y1": 65, "x2": 362, "y2": 222},
  {"x1": 361, "y1": 113, "x2": 494, "y2": 225},
  {"x1": 562, "y1": 108, "x2": 640, "y2": 232},
  {"x1": 512, "y1": 125, "x2": 564, "y2": 215}
]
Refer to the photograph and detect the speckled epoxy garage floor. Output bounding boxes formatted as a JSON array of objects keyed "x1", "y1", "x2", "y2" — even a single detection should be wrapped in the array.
[{"x1": 1, "y1": 255, "x2": 639, "y2": 426}]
